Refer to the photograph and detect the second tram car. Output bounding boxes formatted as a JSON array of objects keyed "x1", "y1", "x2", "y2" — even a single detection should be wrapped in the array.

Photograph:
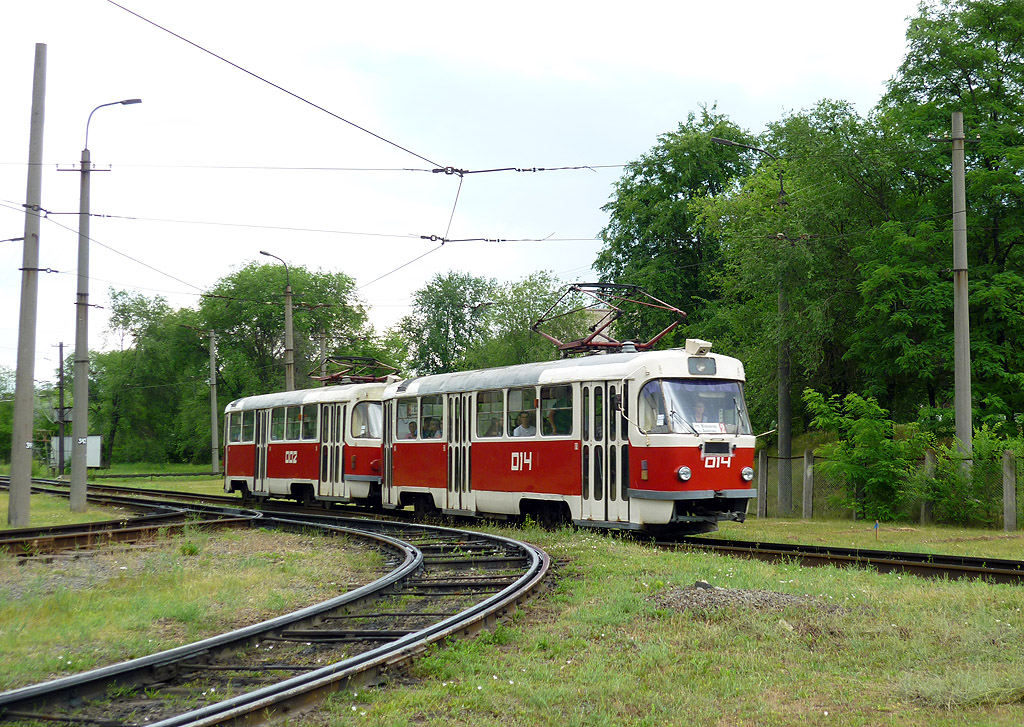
[{"x1": 223, "y1": 381, "x2": 388, "y2": 505}]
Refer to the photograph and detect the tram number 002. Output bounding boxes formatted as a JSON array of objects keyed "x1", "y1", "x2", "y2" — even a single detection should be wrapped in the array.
[{"x1": 284, "y1": 450, "x2": 298, "y2": 464}]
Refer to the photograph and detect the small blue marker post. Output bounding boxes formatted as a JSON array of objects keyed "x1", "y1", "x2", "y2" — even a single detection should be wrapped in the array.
[{"x1": 874, "y1": 520, "x2": 879, "y2": 541}]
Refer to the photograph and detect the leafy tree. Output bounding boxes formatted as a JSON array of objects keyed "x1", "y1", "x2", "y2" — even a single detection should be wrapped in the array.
[
  {"x1": 804, "y1": 388, "x2": 932, "y2": 521},
  {"x1": 596, "y1": 106, "x2": 753, "y2": 341},
  {"x1": 199, "y1": 263, "x2": 369, "y2": 395},
  {"x1": 878, "y1": 0, "x2": 1024, "y2": 423},
  {"x1": 462, "y1": 272, "x2": 587, "y2": 369},
  {"x1": 400, "y1": 272, "x2": 497, "y2": 375},
  {"x1": 0, "y1": 366, "x2": 14, "y2": 463}
]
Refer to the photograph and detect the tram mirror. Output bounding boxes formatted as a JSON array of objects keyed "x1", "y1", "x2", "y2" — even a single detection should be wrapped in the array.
[{"x1": 612, "y1": 393, "x2": 622, "y2": 411}]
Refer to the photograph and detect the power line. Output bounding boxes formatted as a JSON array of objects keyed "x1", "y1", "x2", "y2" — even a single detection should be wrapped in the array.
[{"x1": 106, "y1": 1, "x2": 442, "y2": 168}]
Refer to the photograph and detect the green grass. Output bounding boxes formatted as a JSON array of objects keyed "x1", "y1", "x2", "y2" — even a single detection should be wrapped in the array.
[
  {"x1": 0, "y1": 492, "x2": 124, "y2": 530},
  {"x1": 0, "y1": 527, "x2": 384, "y2": 689},
  {"x1": 311, "y1": 522, "x2": 1024, "y2": 727}
]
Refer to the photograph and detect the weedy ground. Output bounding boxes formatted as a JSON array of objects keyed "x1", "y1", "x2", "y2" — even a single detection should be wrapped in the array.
[
  {"x1": 3, "y1": 485, "x2": 1024, "y2": 726},
  {"x1": 0, "y1": 526, "x2": 383, "y2": 690}
]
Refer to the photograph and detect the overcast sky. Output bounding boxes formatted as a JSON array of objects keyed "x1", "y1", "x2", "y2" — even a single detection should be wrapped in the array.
[{"x1": 2, "y1": 0, "x2": 922, "y2": 383}]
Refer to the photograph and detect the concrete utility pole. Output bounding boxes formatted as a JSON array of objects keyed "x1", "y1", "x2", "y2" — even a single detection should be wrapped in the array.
[
  {"x1": 711, "y1": 136, "x2": 792, "y2": 513},
  {"x1": 951, "y1": 111, "x2": 973, "y2": 464},
  {"x1": 260, "y1": 250, "x2": 295, "y2": 391},
  {"x1": 57, "y1": 342, "x2": 66, "y2": 476},
  {"x1": 320, "y1": 328, "x2": 328, "y2": 385},
  {"x1": 208, "y1": 330, "x2": 220, "y2": 473},
  {"x1": 70, "y1": 97, "x2": 141, "y2": 513},
  {"x1": 9, "y1": 44, "x2": 47, "y2": 528}
]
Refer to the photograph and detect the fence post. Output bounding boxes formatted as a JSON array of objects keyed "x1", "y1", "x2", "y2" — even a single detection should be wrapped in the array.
[
  {"x1": 802, "y1": 449, "x2": 814, "y2": 519},
  {"x1": 757, "y1": 449, "x2": 768, "y2": 518},
  {"x1": 921, "y1": 449, "x2": 936, "y2": 525},
  {"x1": 1004, "y1": 450, "x2": 1017, "y2": 532}
]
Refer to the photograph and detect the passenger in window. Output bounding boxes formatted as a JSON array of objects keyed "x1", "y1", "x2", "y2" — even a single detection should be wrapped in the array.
[
  {"x1": 484, "y1": 419, "x2": 501, "y2": 437},
  {"x1": 513, "y1": 412, "x2": 536, "y2": 437},
  {"x1": 424, "y1": 417, "x2": 442, "y2": 438},
  {"x1": 404, "y1": 421, "x2": 418, "y2": 439}
]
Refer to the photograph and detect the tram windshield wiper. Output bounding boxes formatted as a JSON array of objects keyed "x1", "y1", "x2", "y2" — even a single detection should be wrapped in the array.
[{"x1": 669, "y1": 408, "x2": 699, "y2": 435}]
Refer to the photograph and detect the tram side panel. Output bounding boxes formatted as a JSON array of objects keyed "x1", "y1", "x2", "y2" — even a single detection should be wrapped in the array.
[{"x1": 470, "y1": 438, "x2": 582, "y2": 517}]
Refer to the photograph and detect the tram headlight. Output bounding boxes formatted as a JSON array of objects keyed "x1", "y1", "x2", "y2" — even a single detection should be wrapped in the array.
[
  {"x1": 676, "y1": 466, "x2": 692, "y2": 482},
  {"x1": 741, "y1": 466, "x2": 754, "y2": 482}
]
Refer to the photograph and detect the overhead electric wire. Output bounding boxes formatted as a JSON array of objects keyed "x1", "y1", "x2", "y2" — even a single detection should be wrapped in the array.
[{"x1": 105, "y1": 0, "x2": 441, "y2": 168}]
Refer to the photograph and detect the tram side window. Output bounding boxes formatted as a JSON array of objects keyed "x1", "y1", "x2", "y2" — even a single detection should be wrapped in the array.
[
  {"x1": 508, "y1": 387, "x2": 537, "y2": 437},
  {"x1": 228, "y1": 412, "x2": 242, "y2": 443},
  {"x1": 241, "y1": 410, "x2": 255, "y2": 443},
  {"x1": 270, "y1": 407, "x2": 286, "y2": 441},
  {"x1": 476, "y1": 390, "x2": 504, "y2": 438},
  {"x1": 638, "y1": 381, "x2": 670, "y2": 433},
  {"x1": 420, "y1": 395, "x2": 444, "y2": 439},
  {"x1": 540, "y1": 385, "x2": 573, "y2": 436},
  {"x1": 352, "y1": 401, "x2": 383, "y2": 439},
  {"x1": 301, "y1": 404, "x2": 318, "y2": 440},
  {"x1": 285, "y1": 406, "x2": 303, "y2": 440},
  {"x1": 397, "y1": 399, "x2": 418, "y2": 439}
]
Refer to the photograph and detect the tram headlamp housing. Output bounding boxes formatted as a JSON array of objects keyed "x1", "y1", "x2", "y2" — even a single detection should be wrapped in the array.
[
  {"x1": 741, "y1": 466, "x2": 754, "y2": 482},
  {"x1": 676, "y1": 466, "x2": 692, "y2": 482}
]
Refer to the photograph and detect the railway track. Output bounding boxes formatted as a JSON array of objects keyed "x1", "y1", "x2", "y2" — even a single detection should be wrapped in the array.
[
  {"x1": 665, "y1": 535, "x2": 1024, "y2": 585},
  {"x1": 0, "y1": 484, "x2": 550, "y2": 726}
]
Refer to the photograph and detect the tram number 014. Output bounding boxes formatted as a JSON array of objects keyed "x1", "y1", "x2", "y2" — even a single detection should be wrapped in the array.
[
  {"x1": 284, "y1": 450, "x2": 298, "y2": 464},
  {"x1": 511, "y1": 452, "x2": 534, "y2": 472},
  {"x1": 703, "y1": 455, "x2": 733, "y2": 469}
]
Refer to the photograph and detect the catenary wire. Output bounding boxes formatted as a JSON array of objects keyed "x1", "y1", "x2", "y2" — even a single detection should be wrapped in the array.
[{"x1": 105, "y1": 0, "x2": 441, "y2": 168}]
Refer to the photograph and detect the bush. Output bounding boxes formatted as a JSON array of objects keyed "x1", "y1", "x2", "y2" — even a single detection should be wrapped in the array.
[
  {"x1": 917, "y1": 427, "x2": 1024, "y2": 527},
  {"x1": 803, "y1": 389, "x2": 932, "y2": 521}
]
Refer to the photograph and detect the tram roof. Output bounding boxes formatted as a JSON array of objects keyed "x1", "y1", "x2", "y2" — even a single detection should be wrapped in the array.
[
  {"x1": 388, "y1": 347, "x2": 745, "y2": 397},
  {"x1": 224, "y1": 379, "x2": 392, "y2": 413}
]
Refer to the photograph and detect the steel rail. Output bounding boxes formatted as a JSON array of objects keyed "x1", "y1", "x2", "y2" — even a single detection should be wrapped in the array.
[
  {"x1": 665, "y1": 536, "x2": 1024, "y2": 584},
  {"x1": 1, "y1": 496, "x2": 549, "y2": 727},
  {"x1": 0, "y1": 515, "x2": 421, "y2": 722}
]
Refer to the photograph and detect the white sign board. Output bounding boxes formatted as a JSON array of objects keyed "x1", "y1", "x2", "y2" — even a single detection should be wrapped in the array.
[{"x1": 49, "y1": 435, "x2": 102, "y2": 468}]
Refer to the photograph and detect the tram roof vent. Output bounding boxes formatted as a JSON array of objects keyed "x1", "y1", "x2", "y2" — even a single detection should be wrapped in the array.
[{"x1": 685, "y1": 339, "x2": 713, "y2": 356}]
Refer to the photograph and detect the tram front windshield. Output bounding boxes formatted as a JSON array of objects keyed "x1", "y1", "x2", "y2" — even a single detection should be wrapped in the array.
[{"x1": 638, "y1": 379, "x2": 752, "y2": 435}]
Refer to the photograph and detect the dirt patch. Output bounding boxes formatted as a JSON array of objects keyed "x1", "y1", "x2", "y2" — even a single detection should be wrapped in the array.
[{"x1": 648, "y1": 581, "x2": 848, "y2": 616}]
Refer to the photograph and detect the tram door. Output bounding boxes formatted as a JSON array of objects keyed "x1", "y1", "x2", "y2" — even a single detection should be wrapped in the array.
[
  {"x1": 447, "y1": 392, "x2": 473, "y2": 512},
  {"x1": 319, "y1": 403, "x2": 345, "y2": 499},
  {"x1": 581, "y1": 382, "x2": 609, "y2": 522},
  {"x1": 253, "y1": 410, "x2": 270, "y2": 496},
  {"x1": 607, "y1": 381, "x2": 630, "y2": 523}
]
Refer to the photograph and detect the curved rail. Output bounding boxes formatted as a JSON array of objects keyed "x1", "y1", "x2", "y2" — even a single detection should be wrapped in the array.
[{"x1": 0, "y1": 491, "x2": 550, "y2": 726}]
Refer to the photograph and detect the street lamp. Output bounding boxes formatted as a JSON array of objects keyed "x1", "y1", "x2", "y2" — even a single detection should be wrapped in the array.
[
  {"x1": 711, "y1": 136, "x2": 794, "y2": 515},
  {"x1": 260, "y1": 250, "x2": 295, "y2": 391},
  {"x1": 70, "y1": 98, "x2": 141, "y2": 513}
]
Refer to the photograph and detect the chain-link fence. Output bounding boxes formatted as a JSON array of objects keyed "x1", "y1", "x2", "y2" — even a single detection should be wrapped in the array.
[{"x1": 755, "y1": 448, "x2": 1022, "y2": 529}]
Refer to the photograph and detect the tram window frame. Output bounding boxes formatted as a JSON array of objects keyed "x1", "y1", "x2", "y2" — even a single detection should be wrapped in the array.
[
  {"x1": 397, "y1": 399, "x2": 419, "y2": 440},
  {"x1": 228, "y1": 412, "x2": 242, "y2": 444},
  {"x1": 301, "y1": 404, "x2": 318, "y2": 440},
  {"x1": 352, "y1": 401, "x2": 383, "y2": 439},
  {"x1": 508, "y1": 387, "x2": 538, "y2": 437},
  {"x1": 420, "y1": 395, "x2": 444, "y2": 439},
  {"x1": 594, "y1": 386, "x2": 604, "y2": 440},
  {"x1": 285, "y1": 406, "x2": 303, "y2": 441},
  {"x1": 540, "y1": 385, "x2": 573, "y2": 437},
  {"x1": 241, "y1": 410, "x2": 255, "y2": 443},
  {"x1": 270, "y1": 407, "x2": 286, "y2": 441},
  {"x1": 476, "y1": 390, "x2": 504, "y2": 438}
]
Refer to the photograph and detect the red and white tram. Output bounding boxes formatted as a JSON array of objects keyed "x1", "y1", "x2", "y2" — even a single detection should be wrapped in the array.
[
  {"x1": 223, "y1": 339, "x2": 756, "y2": 533},
  {"x1": 381, "y1": 339, "x2": 755, "y2": 532},
  {"x1": 223, "y1": 381, "x2": 389, "y2": 505}
]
